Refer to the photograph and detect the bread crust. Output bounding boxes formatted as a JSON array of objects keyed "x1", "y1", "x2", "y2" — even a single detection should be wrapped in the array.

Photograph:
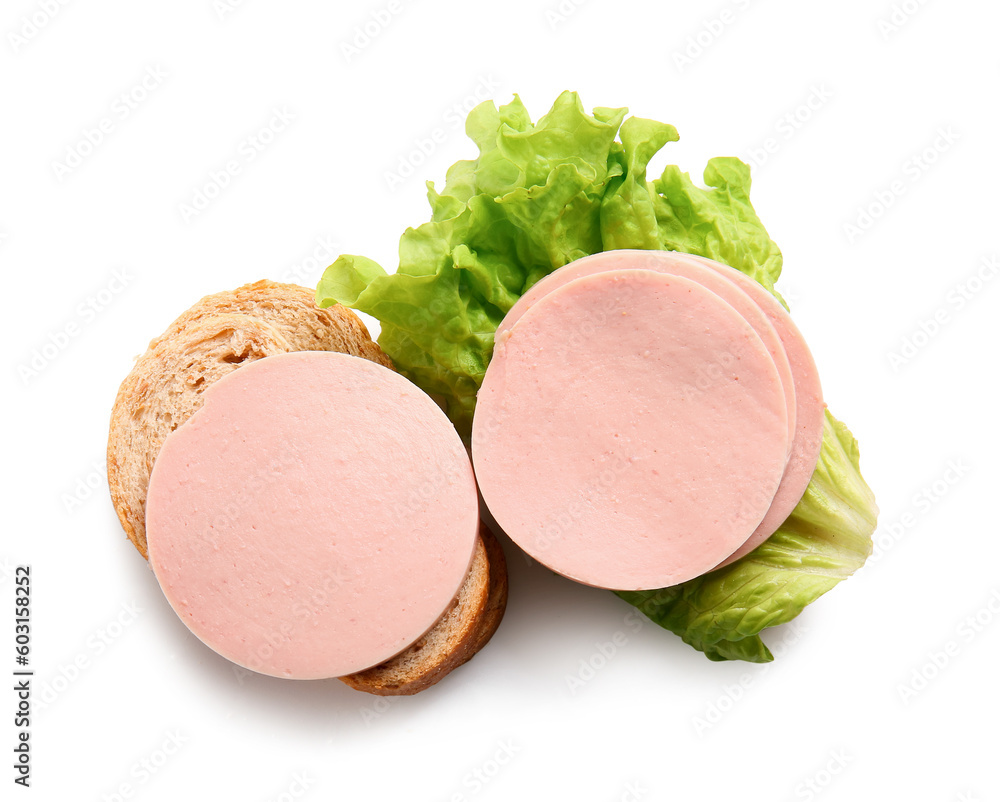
[
  {"x1": 154, "y1": 279, "x2": 392, "y2": 369},
  {"x1": 468, "y1": 523, "x2": 509, "y2": 657},
  {"x1": 340, "y1": 523, "x2": 508, "y2": 696}
]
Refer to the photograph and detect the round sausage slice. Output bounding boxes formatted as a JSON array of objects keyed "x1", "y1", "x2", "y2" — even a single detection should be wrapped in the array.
[
  {"x1": 498, "y1": 249, "x2": 797, "y2": 454},
  {"x1": 473, "y1": 269, "x2": 789, "y2": 590},
  {"x1": 685, "y1": 256, "x2": 825, "y2": 568},
  {"x1": 146, "y1": 351, "x2": 479, "y2": 679},
  {"x1": 497, "y1": 249, "x2": 825, "y2": 570}
]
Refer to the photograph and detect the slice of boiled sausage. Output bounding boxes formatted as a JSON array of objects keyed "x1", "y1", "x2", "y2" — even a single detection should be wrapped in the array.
[
  {"x1": 473, "y1": 269, "x2": 789, "y2": 591},
  {"x1": 495, "y1": 249, "x2": 825, "y2": 571},
  {"x1": 146, "y1": 351, "x2": 480, "y2": 679}
]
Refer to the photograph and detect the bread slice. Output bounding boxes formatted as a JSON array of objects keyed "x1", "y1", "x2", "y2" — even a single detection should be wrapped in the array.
[
  {"x1": 341, "y1": 522, "x2": 508, "y2": 696},
  {"x1": 108, "y1": 280, "x2": 390, "y2": 559},
  {"x1": 107, "y1": 280, "x2": 507, "y2": 694}
]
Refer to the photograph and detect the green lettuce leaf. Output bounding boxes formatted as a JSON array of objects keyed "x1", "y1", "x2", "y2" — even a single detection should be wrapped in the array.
[
  {"x1": 317, "y1": 91, "x2": 782, "y2": 437},
  {"x1": 615, "y1": 411, "x2": 877, "y2": 662},
  {"x1": 653, "y1": 157, "x2": 785, "y2": 300},
  {"x1": 317, "y1": 91, "x2": 877, "y2": 661}
]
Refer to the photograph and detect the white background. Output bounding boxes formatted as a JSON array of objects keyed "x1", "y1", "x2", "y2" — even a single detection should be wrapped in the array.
[{"x1": 3, "y1": 0, "x2": 999, "y2": 799}]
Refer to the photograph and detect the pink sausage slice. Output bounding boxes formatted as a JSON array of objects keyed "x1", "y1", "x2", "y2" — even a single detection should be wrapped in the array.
[
  {"x1": 498, "y1": 249, "x2": 825, "y2": 569},
  {"x1": 684, "y1": 257, "x2": 825, "y2": 568},
  {"x1": 146, "y1": 351, "x2": 479, "y2": 679},
  {"x1": 498, "y1": 249, "x2": 797, "y2": 453},
  {"x1": 473, "y1": 270, "x2": 789, "y2": 591}
]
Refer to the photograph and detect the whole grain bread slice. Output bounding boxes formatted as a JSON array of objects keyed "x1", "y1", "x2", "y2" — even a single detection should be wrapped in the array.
[
  {"x1": 340, "y1": 522, "x2": 508, "y2": 696},
  {"x1": 107, "y1": 280, "x2": 506, "y2": 694}
]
